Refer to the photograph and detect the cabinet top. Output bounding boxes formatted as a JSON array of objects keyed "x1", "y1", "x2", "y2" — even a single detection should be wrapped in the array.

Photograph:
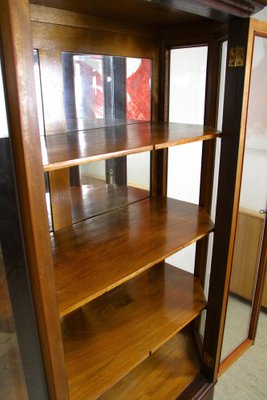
[{"x1": 29, "y1": 0, "x2": 267, "y2": 26}]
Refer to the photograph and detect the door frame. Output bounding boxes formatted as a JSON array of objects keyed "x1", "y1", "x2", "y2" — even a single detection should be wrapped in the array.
[{"x1": 219, "y1": 17, "x2": 267, "y2": 376}]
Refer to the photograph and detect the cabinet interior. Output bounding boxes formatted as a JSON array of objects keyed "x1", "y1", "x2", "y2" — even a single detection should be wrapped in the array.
[{"x1": 1, "y1": 0, "x2": 266, "y2": 399}]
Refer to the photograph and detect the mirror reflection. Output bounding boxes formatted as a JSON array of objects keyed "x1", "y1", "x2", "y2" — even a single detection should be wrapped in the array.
[
  {"x1": 62, "y1": 53, "x2": 151, "y2": 131},
  {"x1": 35, "y1": 52, "x2": 152, "y2": 231},
  {"x1": 221, "y1": 35, "x2": 267, "y2": 360}
]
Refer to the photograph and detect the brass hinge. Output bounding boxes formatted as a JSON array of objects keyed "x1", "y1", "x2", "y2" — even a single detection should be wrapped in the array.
[{"x1": 228, "y1": 46, "x2": 245, "y2": 67}]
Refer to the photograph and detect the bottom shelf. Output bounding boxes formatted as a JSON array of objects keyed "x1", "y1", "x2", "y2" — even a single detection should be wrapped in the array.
[
  {"x1": 100, "y1": 330, "x2": 200, "y2": 400},
  {"x1": 62, "y1": 263, "x2": 205, "y2": 399}
]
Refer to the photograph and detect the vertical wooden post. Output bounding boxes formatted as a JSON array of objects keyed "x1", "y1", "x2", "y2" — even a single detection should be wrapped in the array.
[
  {"x1": 202, "y1": 18, "x2": 251, "y2": 381},
  {"x1": 39, "y1": 49, "x2": 73, "y2": 229},
  {"x1": 0, "y1": 0, "x2": 69, "y2": 398},
  {"x1": 194, "y1": 38, "x2": 220, "y2": 285},
  {"x1": 49, "y1": 169, "x2": 73, "y2": 231},
  {"x1": 151, "y1": 44, "x2": 167, "y2": 197}
]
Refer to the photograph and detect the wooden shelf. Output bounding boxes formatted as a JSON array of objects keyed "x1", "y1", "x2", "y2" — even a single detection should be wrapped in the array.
[
  {"x1": 51, "y1": 197, "x2": 213, "y2": 317},
  {"x1": 42, "y1": 122, "x2": 219, "y2": 171},
  {"x1": 99, "y1": 330, "x2": 200, "y2": 400},
  {"x1": 62, "y1": 263, "x2": 205, "y2": 400},
  {"x1": 46, "y1": 183, "x2": 149, "y2": 230}
]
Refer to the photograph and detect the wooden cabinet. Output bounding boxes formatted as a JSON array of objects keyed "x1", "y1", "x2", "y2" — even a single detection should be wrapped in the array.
[
  {"x1": 230, "y1": 209, "x2": 267, "y2": 308},
  {"x1": 1, "y1": 0, "x2": 267, "y2": 399},
  {"x1": 47, "y1": 123, "x2": 215, "y2": 398}
]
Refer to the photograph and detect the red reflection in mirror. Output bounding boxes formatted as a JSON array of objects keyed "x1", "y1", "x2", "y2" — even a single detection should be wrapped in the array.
[{"x1": 127, "y1": 59, "x2": 151, "y2": 121}]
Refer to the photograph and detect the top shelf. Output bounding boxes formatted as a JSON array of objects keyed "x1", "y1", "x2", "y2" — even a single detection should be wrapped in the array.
[{"x1": 42, "y1": 122, "x2": 220, "y2": 172}]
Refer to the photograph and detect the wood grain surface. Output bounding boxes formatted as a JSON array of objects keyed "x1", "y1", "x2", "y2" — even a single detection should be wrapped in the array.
[
  {"x1": 230, "y1": 209, "x2": 265, "y2": 302},
  {"x1": 42, "y1": 122, "x2": 219, "y2": 171},
  {"x1": 99, "y1": 331, "x2": 200, "y2": 400},
  {"x1": 47, "y1": 183, "x2": 149, "y2": 230},
  {"x1": 49, "y1": 169, "x2": 72, "y2": 230},
  {"x1": 51, "y1": 197, "x2": 213, "y2": 316},
  {"x1": 62, "y1": 263, "x2": 206, "y2": 400},
  {"x1": 0, "y1": 0, "x2": 69, "y2": 397}
]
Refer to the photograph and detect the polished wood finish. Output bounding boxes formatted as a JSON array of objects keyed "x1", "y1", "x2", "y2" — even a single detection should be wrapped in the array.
[
  {"x1": 42, "y1": 123, "x2": 219, "y2": 171},
  {"x1": 151, "y1": 149, "x2": 168, "y2": 197},
  {"x1": 49, "y1": 169, "x2": 72, "y2": 230},
  {"x1": 99, "y1": 330, "x2": 200, "y2": 400},
  {"x1": 38, "y1": 49, "x2": 66, "y2": 134},
  {"x1": 4, "y1": 0, "x2": 266, "y2": 398},
  {"x1": 29, "y1": 0, "x2": 206, "y2": 27},
  {"x1": 52, "y1": 197, "x2": 213, "y2": 317},
  {"x1": 29, "y1": 0, "x2": 267, "y2": 24},
  {"x1": 47, "y1": 183, "x2": 149, "y2": 229},
  {"x1": 70, "y1": 184, "x2": 148, "y2": 223},
  {"x1": 30, "y1": 4, "x2": 159, "y2": 38},
  {"x1": 62, "y1": 263, "x2": 206, "y2": 400},
  {"x1": 0, "y1": 0, "x2": 68, "y2": 398},
  {"x1": 32, "y1": 19, "x2": 159, "y2": 57}
]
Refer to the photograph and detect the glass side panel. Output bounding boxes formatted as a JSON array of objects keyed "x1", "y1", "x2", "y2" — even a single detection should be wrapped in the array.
[
  {"x1": 221, "y1": 35, "x2": 267, "y2": 360},
  {"x1": 0, "y1": 248, "x2": 28, "y2": 400},
  {"x1": 1, "y1": 47, "x2": 48, "y2": 399},
  {"x1": 0, "y1": 49, "x2": 28, "y2": 400},
  {"x1": 167, "y1": 46, "x2": 208, "y2": 274},
  {"x1": 37, "y1": 52, "x2": 152, "y2": 230}
]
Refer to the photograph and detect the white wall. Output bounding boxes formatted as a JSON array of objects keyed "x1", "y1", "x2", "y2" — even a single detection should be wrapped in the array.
[
  {"x1": 166, "y1": 47, "x2": 208, "y2": 273},
  {"x1": 0, "y1": 62, "x2": 9, "y2": 138},
  {"x1": 127, "y1": 152, "x2": 150, "y2": 190},
  {"x1": 254, "y1": 6, "x2": 267, "y2": 21},
  {"x1": 239, "y1": 35, "x2": 267, "y2": 211}
]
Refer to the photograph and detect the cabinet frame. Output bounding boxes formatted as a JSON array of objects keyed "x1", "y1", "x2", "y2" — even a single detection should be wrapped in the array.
[{"x1": 1, "y1": 1, "x2": 267, "y2": 399}]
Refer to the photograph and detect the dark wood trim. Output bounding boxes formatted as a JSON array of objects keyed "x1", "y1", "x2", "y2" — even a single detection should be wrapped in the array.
[
  {"x1": 162, "y1": 20, "x2": 226, "y2": 44},
  {"x1": 151, "y1": 149, "x2": 168, "y2": 197},
  {"x1": 49, "y1": 169, "x2": 72, "y2": 230},
  {"x1": 150, "y1": 40, "x2": 170, "y2": 198},
  {"x1": 0, "y1": 1, "x2": 69, "y2": 398},
  {"x1": 152, "y1": 0, "x2": 266, "y2": 20},
  {"x1": 202, "y1": 18, "x2": 251, "y2": 382},
  {"x1": 177, "y1": 375, "x2": 215, "y2": 400},
  {"x1": 29, "y1": 0, "x2": 267, "y2": 23},
  {"x1": 195, "y1": 38, "x2": 220, "y2": 285}
]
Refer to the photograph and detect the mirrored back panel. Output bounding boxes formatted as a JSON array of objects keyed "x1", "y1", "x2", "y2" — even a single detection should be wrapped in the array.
[
  {"x1": 34, "y1": 51, "x2": 152, "y2": 231},
  {"x1": 34, "y1": 50, "x2": 152, "y2": 135}
]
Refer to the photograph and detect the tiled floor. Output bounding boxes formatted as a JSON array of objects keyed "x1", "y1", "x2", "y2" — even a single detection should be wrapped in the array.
[{"x1": 214, "y1": 297, "x2": 267, "y2": 400}]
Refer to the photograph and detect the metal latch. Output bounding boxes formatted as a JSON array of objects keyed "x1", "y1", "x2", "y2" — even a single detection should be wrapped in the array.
[{"x1": 228, "y1": 46, "x2": 245, "y2": 67}]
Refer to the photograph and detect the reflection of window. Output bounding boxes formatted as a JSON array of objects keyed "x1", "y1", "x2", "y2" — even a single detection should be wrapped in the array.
[
  {"x1": 33, "y1": 49, "x2": 45, "y2": 135},
  {"x1": 0, "y1": 59, "x2": 9, "y2": 138},
  {"x1": 127, "y1": 58, "x2": 151, "y2": 120},
  {"x1": 62, "y1": 53, "x2": 151, "y2": 131},
  {"x1": 73, "y1": 55, "x2": 104, "y2": 121}
]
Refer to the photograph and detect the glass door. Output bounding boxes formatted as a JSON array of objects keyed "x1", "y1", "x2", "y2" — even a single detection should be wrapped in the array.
[
  {"x1": 220, "y1": 20, "x2": 267, "y2": 369},
  {"x1": 0, "y1": 43, "x2": 48, "y2": 400}
]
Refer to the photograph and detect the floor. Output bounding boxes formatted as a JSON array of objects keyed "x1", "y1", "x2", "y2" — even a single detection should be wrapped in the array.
[{"x1": 214, "y1": 297, "x2": 267, "y2": 400}]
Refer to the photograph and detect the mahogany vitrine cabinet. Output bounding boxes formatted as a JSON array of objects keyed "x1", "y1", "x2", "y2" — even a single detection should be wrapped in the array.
[{"x1": 0, "y1": 0, "x2": 266, "y2": 399}]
